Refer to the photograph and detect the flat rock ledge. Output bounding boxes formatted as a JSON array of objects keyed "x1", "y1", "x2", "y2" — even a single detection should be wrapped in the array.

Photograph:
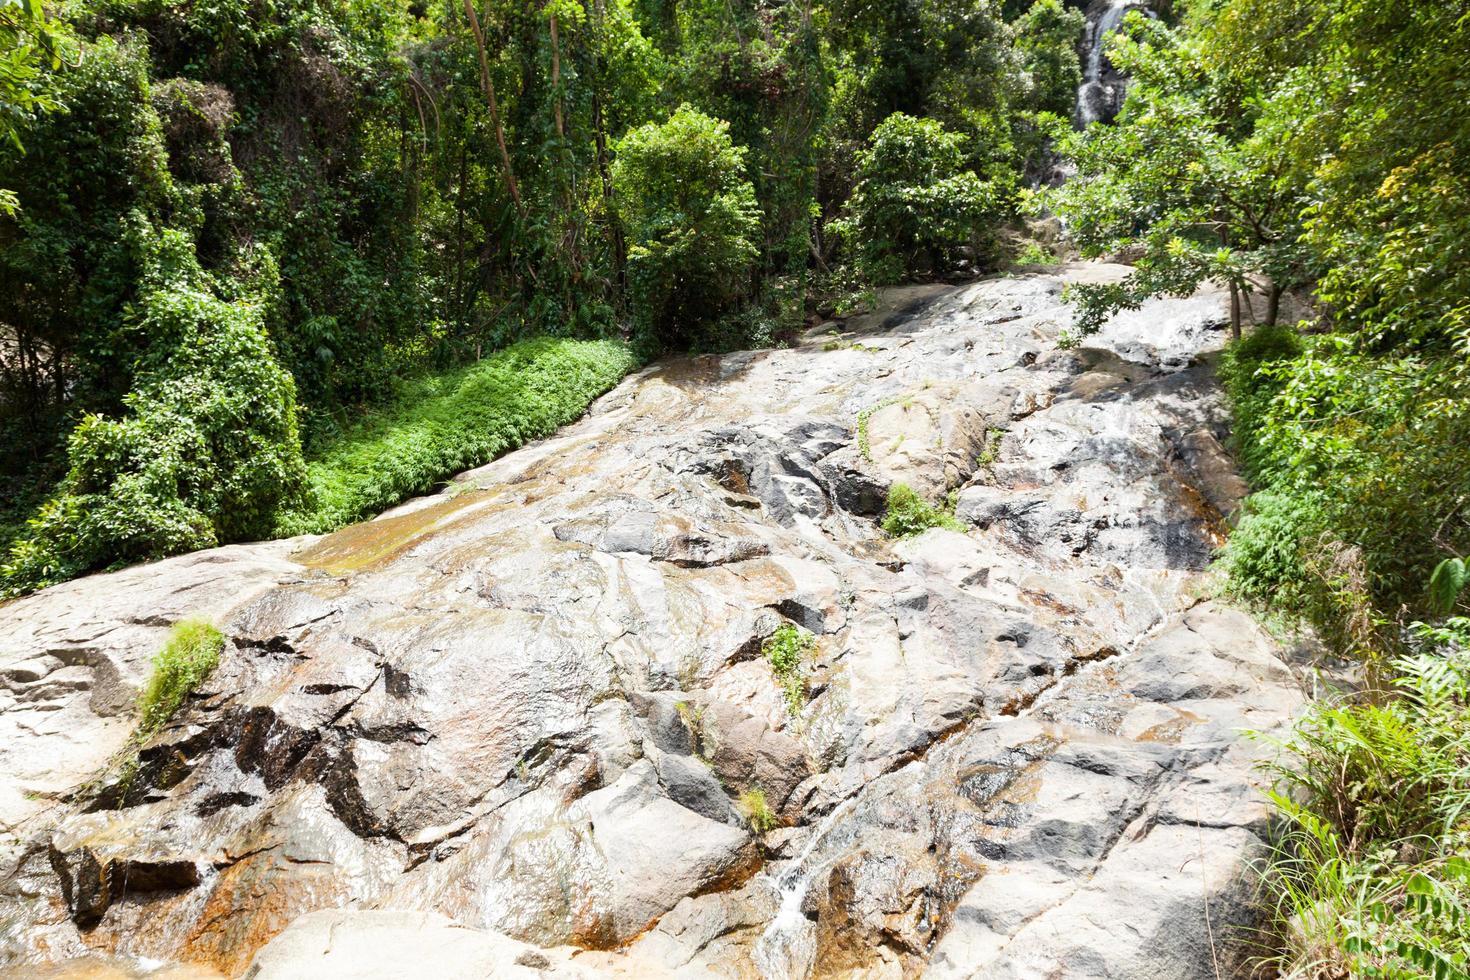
[{"x1": 0, "y1": 266, "x2": 1302, "y2": 979}]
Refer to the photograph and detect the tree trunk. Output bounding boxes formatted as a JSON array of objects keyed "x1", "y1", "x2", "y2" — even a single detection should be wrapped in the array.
[
  {"x1": 586, "y1": 0, "x2": 625, "y2": 287},
  {"x1": 549, "y1": 14, "x2": 564, "y2": 140},
  {"x1": 1228, "y1": 281, "x2": 1242, "y2": 341},
  {"x1": 1266, "y1": 281, "x2": 1283, "y2": 326},
  {"x1": 452, "y1": 140, "x2": 468, "y2": 335},
  {"x1": 463, "y1": 0, "x2": 522, "y2": 215}
]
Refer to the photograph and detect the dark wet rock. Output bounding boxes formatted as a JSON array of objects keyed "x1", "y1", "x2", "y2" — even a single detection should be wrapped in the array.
[{"x1": 0, "y1": 266, "x2": 1301, "y2": 979}]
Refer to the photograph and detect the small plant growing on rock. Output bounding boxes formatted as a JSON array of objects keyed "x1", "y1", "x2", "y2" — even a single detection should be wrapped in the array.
[
  {"x1": 976, "y1": 427, "x2": 1006, "y2": 472},
  {"x1": 763, "y1": 623, "x2": 815, "y2": 714},
  {"x1": 738, "y1": 787, "x2": 778, "y2": 833},
  {"x1": 882, "y1": 483, "x2": 964, "y2": 538},
  {"x1": 137, "y1": 619, "x2": 225, "y2": 740},
  {"x1": 856, "y1": 394, "x2": 910, "y2": 462}
]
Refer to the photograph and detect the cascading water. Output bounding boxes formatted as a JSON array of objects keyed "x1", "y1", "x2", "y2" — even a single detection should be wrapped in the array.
[
  {"x1": 1074, "y1": 0, "x2": 1155, "y2": 127},
  {"x1": 750, "y1": 796, "x2": 862, "y2": 980}
]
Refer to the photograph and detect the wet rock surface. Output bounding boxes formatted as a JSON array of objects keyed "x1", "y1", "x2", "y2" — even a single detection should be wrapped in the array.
[{"x1": 0, "y1": 266, "x2": 1301, "y2": 977}]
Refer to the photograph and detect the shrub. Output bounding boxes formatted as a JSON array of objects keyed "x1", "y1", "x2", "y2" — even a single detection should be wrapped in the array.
[
  {"x1": 738, "y1": 787, "x2": 779, "y2": 833},
  {"x1": 1219, "y1": 327, "x2": 1470, "y2": 639},
  {"x1": 137, "y1": 619, "x2": 225, "y2": 739},
  {"x1": 1216, "y1": 324, "x2": 1305, "y2": 481},
  {"x1": 277, "y1": 338, "x2": 635, "y2": 535},
  {"x1": 763, "y1": 622, "x2": 815, "y2": 715},
  {"x1": 1219, "y1": 492, "x2": 1325, "y2": 615},
  {"x1": 832, "y1": 113, "x2": 1003, "y2": 284},
  {"x1": 612, "y1": 105, "x2": 761, "y2": 350},
  {"x1": 1, "y1": 230, "x2": 306, "y2": 597},
  {"x1": 882, "y1": 482, "x2": 964, "y2": 538}
]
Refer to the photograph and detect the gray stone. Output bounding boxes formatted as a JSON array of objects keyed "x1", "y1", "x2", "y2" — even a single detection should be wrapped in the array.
[{"x1": 0, "y1": 266, "x2": 1301, "y2": 980}]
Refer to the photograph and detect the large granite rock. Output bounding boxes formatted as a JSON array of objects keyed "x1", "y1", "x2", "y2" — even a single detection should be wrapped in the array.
[{"x1": 0, "y1": 265, "x2": 1301, "y2": 978}]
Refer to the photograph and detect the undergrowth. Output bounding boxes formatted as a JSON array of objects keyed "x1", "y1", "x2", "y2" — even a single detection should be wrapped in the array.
[
  {"x1": 277, "y1": 338, "x2": 635, "y2": 536},
  {"x1": 1257, "y1": 625, "x2": 1470, "y2": 979}
]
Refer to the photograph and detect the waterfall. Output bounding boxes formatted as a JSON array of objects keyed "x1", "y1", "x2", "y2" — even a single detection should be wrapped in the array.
[{"x1": 1074, "y1": 0, "x2": 1155, "y2": 127}]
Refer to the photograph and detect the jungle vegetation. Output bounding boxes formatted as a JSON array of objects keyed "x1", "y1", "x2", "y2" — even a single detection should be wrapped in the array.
[
  {"x1": 0, "y1": 0, "x2": 1082, "y2": 595},
  {"x1": 3, "y1": 0, "x2": 1468, "y2": 968}
]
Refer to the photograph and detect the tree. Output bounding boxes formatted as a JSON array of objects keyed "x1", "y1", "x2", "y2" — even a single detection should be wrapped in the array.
[
  {"x1": 1045, "y1": 13, "x2": 1309, "y2": 339},
  {"x1": 611, "y1": 104, "x2": 760, "y2": 348},
  {"x1": 833, "y1": 112, "x2": 1002, "y2": 284},
  {"x1": 1014, "y1": 0, "x2": 1084, "y2": 116},
  {"x1": 0, "y1": 0, "x2": 67, "y2": 214}
]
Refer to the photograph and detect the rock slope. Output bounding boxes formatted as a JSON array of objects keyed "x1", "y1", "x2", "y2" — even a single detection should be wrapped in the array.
[{"x1": 0, "y1": 266, "x2": 1300, "y2": 978}]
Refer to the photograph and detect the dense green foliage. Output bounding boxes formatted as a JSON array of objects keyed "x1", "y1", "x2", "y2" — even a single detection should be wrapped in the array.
[
  {"x1": 612, "y1": 105, "x2": 759, "y2": 348},
  {"x1": 1013, "y1": 0, "x2": 1084, "y2": 116},
  {"x1": 835, "y1": 113, "x2": 1002, "y2": 284},
  {"x1": 0, "y1": 0, "x2": 1071, "y2": 596},
  {"x1": 137, "y1": 619, "x2": 224, "y2": 739},
  {"x1": 278, "y1": 337, "x2": 633, "y2": 535}
]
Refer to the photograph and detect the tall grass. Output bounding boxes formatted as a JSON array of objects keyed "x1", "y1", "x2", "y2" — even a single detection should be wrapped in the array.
[{"x1": 276, "y1": 337, "x2": 635, "y2": 536}]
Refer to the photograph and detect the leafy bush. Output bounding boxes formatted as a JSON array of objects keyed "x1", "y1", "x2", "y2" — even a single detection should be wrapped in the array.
[
  {"x1": 882, "y1": 482, "x2": 964, "y2": 538},
  {"x1": 1219, "y1": 326, "x2": 1470, "y2": 644},
  {"x1": 612, "y1": 105, "x2": 761, "y2": 350},
  {"x1": 278, "y1": 338, "x2": 635, "y2": 535},
  {"x1": 1259, "y1": 631, "x2": 1470, "y2": 978},
  {"x1": 1013, "y1": 242, "x2": 1060, "y2": 268},
  {"x1": 137, "y1": 619, "x2": 225, "y2": 739},
  {"x1": 763, "y1": 622, "x2": 815, "y2": 715},
  {"x1": 1219, "y1": 492, "x2": 1325, "y2": 615},
  {"x1": 833, "y1": 113, "x2": 1003, "y2": 284},
  {"x1": 1, "y1": 230, "x2": 306, "y2": 597}
]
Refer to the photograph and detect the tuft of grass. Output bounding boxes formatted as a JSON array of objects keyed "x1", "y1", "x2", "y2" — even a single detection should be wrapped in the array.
[
  {"x1": 881, "y1": 482, "x2": 964, "y2": 538},
  {"x1": 137, "y1": 619, "x2": 224, "y2": 740},
  {"x1": 277, "y1": 337, "x2": 635, "y2": 536},
  {"x1": 763, "y1": 622, "x2": 815, "y2": 715},
  {"x1": 739, "y1": 787, "x2": 779, "y2": 833},
  {"x1": 975, "y1": 426, "x2": 1006, "y2": 471}
]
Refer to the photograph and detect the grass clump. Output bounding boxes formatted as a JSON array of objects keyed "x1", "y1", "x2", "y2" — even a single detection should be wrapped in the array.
[
  {"x1": 1258, "y1": 626, "x2": 1470, "y2": 979},
  {"x1": 738, "y1": 787, "x2": 779, "y2": 833},
  {"x1": 277, "y1": 338, "x2": 635, "y2": 536},
  {"x1": 881, "y1": 482, "x2": 964, "y2": 538},
  {"x1": 137, "y1": 619, "x2": 225, "y2": 740},
  {"x1": 763, "y1": 622, "x2": 815, "y2": 715}
]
